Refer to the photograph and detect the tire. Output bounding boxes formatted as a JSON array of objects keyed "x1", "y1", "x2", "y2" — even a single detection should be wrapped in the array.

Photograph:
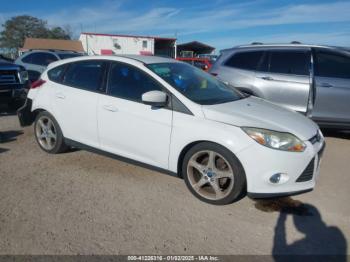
[
  {"x1": 34, "y1": 111, "x2": 68, "y2": 154},
  {"x1": 182, "y1": 142, "x2": 246, "y2": 205}
]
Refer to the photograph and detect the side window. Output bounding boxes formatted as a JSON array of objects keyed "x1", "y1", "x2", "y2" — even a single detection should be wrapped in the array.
[
  {"x1": 47, "y1": 64, "x2": 67, "y2": 83},
  {"x1": 268, "y1": 51, "x2": 310, "y2": 75},
  {"x1": 224, "y1": 51, "x2": 264, "y2": 71},
  {"x1": 63, "y1": 60, "x2": 105, "y2": 92},
  {"x1": 22, "y1": 53, "x2": 58, "y2": 66},
  {"x1": 315, "y1": 51, "x2": 350, "y2": 79},
  {"x1": 22, "y1": 53, "x2": 34, "y2": 64},
  {"x1": 107, "y1": 62, "x2": 163, "y2": 102}
]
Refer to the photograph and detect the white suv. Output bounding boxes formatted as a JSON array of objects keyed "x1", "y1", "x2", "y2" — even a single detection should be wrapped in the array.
[
  {"x1": 15, "y1": 50, "x2": 84, "y2": 82},
  {"x1": 18, "y1": 55, "x2": 325, "y2": 205}
]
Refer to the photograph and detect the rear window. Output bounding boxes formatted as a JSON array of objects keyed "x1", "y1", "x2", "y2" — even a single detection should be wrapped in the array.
[
  {"x1": 224, "y1": 51, "x2": 264, "y2": 71},
  {"x1": 22, "y1": 52, "x2": 58, "y2": 66},
  {"x1": 47, "y1": 64, "x2": 66, "y2": 83}
]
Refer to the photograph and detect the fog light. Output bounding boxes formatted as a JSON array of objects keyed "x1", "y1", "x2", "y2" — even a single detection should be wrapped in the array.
[
  {"x1": 270, "y1": 173, "x2": 281, "y2": 184},
  {"x1": 269, "y1": 173, "x2": 289, "y2": 184}
]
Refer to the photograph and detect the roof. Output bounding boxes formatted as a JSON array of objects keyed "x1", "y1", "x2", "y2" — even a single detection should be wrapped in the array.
[
  {"x1": 81, "y1": 32, "x2": 176, "y2": 41},
  {"x1": 116, "y1": 54, "x2": 178, "y2": 64},
  {"x1": 23, "y1": 38, "x2": 84, "y2": 52},
  {"x1": 222, "y1": 43, "x2": 349, "y2": 52},
  {"x1": 46, "y1": 55, "x2": 179, "y2": 70},
  {"x1": 177, "y1": 41, "x2": 215, "y2": 54}
]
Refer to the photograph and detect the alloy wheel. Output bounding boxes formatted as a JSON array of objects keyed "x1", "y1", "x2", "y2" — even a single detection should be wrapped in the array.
[
  {"x1": 35, "y1": 116, "x2": 57, "y2": 151},
  {"x1": 187, "y1": 150, "x2": 234, "y2": 200}
]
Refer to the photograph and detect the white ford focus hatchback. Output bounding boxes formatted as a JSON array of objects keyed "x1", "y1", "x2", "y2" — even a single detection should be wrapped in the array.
[{"x1": 18, "y1": 55, "x2": 325, "y2": 205}]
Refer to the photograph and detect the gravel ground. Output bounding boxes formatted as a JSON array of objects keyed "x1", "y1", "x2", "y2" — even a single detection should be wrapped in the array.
[{"x1": 0, "y1": 107, "x2": 349, "y2": 255}]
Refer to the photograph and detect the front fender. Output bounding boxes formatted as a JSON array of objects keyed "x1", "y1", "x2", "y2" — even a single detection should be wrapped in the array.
[{"x1": 168, "y1": 112, "x2": 254, "y2": 173}]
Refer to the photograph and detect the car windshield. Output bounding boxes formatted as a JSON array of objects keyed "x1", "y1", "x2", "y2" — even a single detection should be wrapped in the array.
[
  {"x1": 58, "y1": 53, "x2": 84, "y2": 59},
  {"x1": 147, "y1": 62, "x2": 243, "y2": 105}
]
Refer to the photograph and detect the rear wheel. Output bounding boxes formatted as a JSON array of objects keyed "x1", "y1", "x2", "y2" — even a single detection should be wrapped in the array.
[
  {"x1": 34, "y1": 111, "x2": 68, "y2": 154},
  {"x1": 182, "y1": 142, "x2": 246, "y2": 205}
]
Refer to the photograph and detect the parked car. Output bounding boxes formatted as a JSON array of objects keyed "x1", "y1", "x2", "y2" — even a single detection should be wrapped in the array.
[
  {"x1": 18, "y1": 55, "x2": 324, "y2": 205},
  {"x1": 15, "y1": 50, "x2": 84, "y2": 82},
  {"x1": 0, "y1": 60, "x2": 29, "y2": 109},
  {"x1": 210, "y1": 44, "x2": 350, "y2": 129},
  {"x1": 176, "y1": 57, "x2": 212, "y2": 71},
  {"x1": 197, "y1": 54, "x2": 218, "y2": 63}
]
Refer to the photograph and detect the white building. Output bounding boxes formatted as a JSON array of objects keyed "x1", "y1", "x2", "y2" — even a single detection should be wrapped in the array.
[{"x1": 79, "y1": 32, "x2": 177, "y2": 58}]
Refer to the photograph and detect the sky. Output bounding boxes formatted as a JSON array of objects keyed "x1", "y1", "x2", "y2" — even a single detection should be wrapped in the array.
[{"x1": 1, "y1": 0, "x2": 350, "y2": 52}]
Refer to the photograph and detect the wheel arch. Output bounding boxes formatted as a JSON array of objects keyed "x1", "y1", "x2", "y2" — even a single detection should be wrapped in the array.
[
  {"x1": 32, "y1": 108, "x2": 65, "y2": 137},
  {"x1": 176, "y1": 140, "x2": 246, "y2": 182}
]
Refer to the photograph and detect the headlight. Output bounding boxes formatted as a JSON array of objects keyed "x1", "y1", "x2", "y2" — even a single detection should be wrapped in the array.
[
  {"x1": 242, "y1": 127, "x2": 306, "y2": 152},
  {"x1": 18, "y1": 70, "x2": 29, "y2": 84}
]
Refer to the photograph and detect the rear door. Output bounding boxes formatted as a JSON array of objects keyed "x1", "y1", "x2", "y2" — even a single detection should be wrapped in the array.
[
  {"x1": 255, "y1": 49, "x2": 311, "y2": 113},
  {"x1": 214, "y1": 50, "x2": 264, "y2": 93},
  {"x1": 50, "y1": 60, "x2": 107, "y2": 148},
  {"x1": 312, "y1": 49, "x2": 350, "y2": 125}
]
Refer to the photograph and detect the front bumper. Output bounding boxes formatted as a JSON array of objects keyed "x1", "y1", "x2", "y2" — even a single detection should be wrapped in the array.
[
  {"x1": 237, "y1": 134, "x2": 325, "y2": 197},
  {"x1": 0, "y1": 86, "x2": 27, "y2": 102}
]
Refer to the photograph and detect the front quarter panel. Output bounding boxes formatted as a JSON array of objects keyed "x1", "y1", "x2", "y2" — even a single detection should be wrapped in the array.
[{"x1": 168, "y1": 111, "x2": 254, "y2": 173}]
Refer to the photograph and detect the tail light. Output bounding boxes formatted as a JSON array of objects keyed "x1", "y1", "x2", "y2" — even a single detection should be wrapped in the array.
[
  {"x1": 210, "y1": 73, "x2": 218, "y2": 76},
  {"x1": 31, "y1": 79, "x2": 46, "y2": 89}
]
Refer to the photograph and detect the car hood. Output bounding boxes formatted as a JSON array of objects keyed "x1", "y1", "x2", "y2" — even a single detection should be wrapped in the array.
[{"x1": 202, "y1": 96, "x2": 318, "y2": 140}]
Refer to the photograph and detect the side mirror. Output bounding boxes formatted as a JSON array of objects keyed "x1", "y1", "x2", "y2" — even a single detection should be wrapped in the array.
[{"x1": 142, "y1": 90, "x2": 168, "y2": 107}]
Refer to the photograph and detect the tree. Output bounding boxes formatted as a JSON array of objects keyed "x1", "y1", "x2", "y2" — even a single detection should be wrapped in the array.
[
  {"x1": 0, "y1": 15, "x2": 72, "y2": 55},
  {"x1": 47, "y1": 26, "x2": 71, "y2": 40}
]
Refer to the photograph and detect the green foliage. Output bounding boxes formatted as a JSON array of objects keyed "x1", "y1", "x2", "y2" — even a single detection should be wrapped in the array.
[{"x1": 0, "y1": 15, "x2": 71, "y2": 52}]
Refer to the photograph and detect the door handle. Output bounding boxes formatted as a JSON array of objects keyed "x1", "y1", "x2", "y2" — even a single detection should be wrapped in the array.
[
  {"x1": 260, "y1": 76, "x2": 274, "y2": 81},
  {"x1": 103, "y1": 105, "x2": 118, "y2": 112},
  {"x1": 320, "y1": 83, "x2": 333, "y2": 88},
  {"x1": 55, "y1": 93, "x2": 65, "y2": 99}
]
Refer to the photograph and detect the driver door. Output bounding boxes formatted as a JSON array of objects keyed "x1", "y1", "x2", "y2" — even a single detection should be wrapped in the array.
[{"x1": 97, "y1": 62, "x2": 173, "y2": 169}]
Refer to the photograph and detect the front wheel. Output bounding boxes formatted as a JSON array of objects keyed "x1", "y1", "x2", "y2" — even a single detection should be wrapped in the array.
[
  {"x1": 182, "y1": 142, "x2": 246, "y2": 205},
  {"x1": 34, "y1": 111, "x2": 68, "y2": 154}
]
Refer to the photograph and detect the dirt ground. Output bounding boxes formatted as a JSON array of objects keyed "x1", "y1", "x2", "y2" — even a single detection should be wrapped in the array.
[{"x1": 0, "y1": 107, "x2": 349, "y2": 255}]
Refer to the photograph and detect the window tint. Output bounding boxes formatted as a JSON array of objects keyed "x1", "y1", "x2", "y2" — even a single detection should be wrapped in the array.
[
  {"x1": 22, "y1": 53, "x2": 34, "y2": 64},
  {"x1": 63, "y1": 61, "x2": 105, "y2": 91},
  {"x1": 269, "y1": 51, "x2": 310, "y2": 75},
  {"x1": 107, "y1": 62, "x2": 163, "y2": 102},
  {"x1": 225, "y1": 51, "x2": 264, "y2": 70},
  {"x1": 22, "y1": 52, "x2": 58, "y2": 66},
  {"x1": 48, "y1": 64, "x2": 66, "y2": 83},
  {"x1": 315, "y1": 51, "x2": 350, "y2": 79}
]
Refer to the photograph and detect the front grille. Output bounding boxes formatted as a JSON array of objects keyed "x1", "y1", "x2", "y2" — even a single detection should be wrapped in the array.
[
  {"x1": 296, "y1": 158, "x2": 315, "y2": 182},
  {"x1": 0, "y1": 70, "x2": 18, "y2": 85}
]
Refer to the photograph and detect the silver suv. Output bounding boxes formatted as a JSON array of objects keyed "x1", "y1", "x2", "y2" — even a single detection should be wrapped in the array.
[
  {"x1": 15, "y1": 50, "x2": 84, "y2": 82},
  {"x1": 210, "y1": 44, "x2": 350, "y2": 129}
]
